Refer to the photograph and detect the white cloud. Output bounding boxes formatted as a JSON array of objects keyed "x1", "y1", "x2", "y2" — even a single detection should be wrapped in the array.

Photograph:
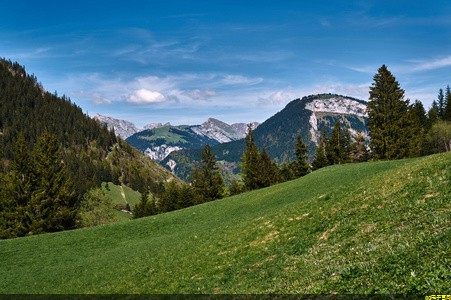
[
  {"x1": 258, "y1": 90, "x2": 295, "y2": 105},
  {"x1": 412, "y1": 56, "x2": 451, "y2": 71},
  {"x1": 91, "y1": 92, "x2": 112, "y2": 104},
  {"x1": 221, "y1": 75, "x2": 263, "y2": 85},
  {"x1": 182, "y1": 89, "x2": 218, "y2": 101},
  {"x1": 127, "y1": 89, "x2": 165, "y2": 104}
]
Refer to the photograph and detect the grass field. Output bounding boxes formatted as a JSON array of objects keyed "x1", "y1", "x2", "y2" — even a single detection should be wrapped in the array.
[
  {"x1": 0, "y1": 153, "x2": 450, "y2": 294},
  {"x1": 101, "y1": 182, "x2": 141, "y2": 221}
]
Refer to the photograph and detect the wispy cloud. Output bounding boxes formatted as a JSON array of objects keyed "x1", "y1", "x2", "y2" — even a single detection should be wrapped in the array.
[
  {"x1": 91, "y1": 92, "x2": 112, "y2": 105},
  {"x1": 258, "y1": 90, "x2": 294, "y2": 106},
  {"x1": 221, "y1": 75, "x2": 263, "y2": 85},
  {"x1": 182, "y1": 89, "x2": 218, "y2": 101},
  {"x1": 411, "y1": 56, "x2": 451, "y2": 72}
]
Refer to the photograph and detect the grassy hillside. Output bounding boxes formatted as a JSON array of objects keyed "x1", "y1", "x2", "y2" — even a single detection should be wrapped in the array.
[
  {"x1": 101, "y1": 182, "x2": 141, "y2": 221},
  {"x1": 0, "y1": 153, "x2": 450, "y2": 294}
]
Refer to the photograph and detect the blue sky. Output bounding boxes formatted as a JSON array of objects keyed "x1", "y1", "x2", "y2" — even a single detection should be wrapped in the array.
[{"x1": 1, "y1": 0, "x2": 451, "y2": 126}]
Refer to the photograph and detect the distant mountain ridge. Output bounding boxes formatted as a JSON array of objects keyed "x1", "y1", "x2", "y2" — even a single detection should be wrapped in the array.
[
  {"x1": 93, "y1": 114, "x2": 140, "y2": 139},
  {"x1": 94, "y1": 114, "x2": 260, "y2": 161}
]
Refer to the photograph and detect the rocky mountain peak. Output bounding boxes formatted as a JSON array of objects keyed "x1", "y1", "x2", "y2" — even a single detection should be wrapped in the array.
[{"x1": 93, "y1": 114, "x2": 140, "y2": 139}]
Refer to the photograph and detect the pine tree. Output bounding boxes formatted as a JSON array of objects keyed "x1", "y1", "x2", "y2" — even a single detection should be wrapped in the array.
[
  {"x1": 292, "y1": 133, "x2": 310, "y2": 177},
  {"x1": 437, "y1": 88, "x2": 445, "y2": 118},
  {"x1": 412, "y1": 100, "x2": 427, "y2": 129},
  {"x1": 444, "y1": 85, "x2": 451, "y2": 122},
  {"x1": 325, "y1": 121, "x2": 350, "y2": 165},
  {"x1": 256, "y1": 148, "x2": 280, "y2": 188},
  {"x1": 191, "y1": 144, "x2": 225, "y2": 203},
  {"x1": 428, "y1": 100, "x2": 440, "y2": 128},
  {"x1": 133, "y1": 189, "x2": 157, "y2": 218},
  {"x1": 159, "y1": 180, "x2": 180, "y2": 213},
  {"x1": 241, "y1": 124, "x2": 261, "y2": 190},
  {"x1": 312, "y1": 127, "x2": 329, "y2": 170},
  {"x1": 367, "y1": 65, "x2": 415, "y2": 159},
  {"x1": 27, "y1": 132, "x2": 78, "y2": 234}
]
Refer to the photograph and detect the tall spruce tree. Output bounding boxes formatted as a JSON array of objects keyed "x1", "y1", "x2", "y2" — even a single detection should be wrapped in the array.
[
  {"x1": 437, "y1": 88, "x2": 445, "y2": 118},
  {"x1": 191, "y1": 144, "x2": 225, "y2": 203},
  {"x1": 241, "y1": 124, "x2": 261, "y2": 190},
  {"x1": 256, "y1": 148, "x2": 280, "y2": 188},
  {"x1": 312, "y1": 127, "x2": 329, "y2": 170},
  {"x1": 27, "y1": 132, "x2": 78, "y2": 234},
  {"x1": 428, "y1": 100, "x2": 440, "y2": 128},
  {"x1": 292, "y1": 133, "x2": 310, "y2": 177},
  {"x1": 325, "y1": 121, "x2": 351, "y2": 165},
  {"x1": 367, "y1": 65, "x2": 415, "y2": 159},
  {"x1": 444, "y1": 85, "x2": 451, "y2": 121}
]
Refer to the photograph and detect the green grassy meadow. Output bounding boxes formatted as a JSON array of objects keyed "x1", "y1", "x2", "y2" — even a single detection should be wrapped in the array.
[
  {"x1": 100, "y1": 182, "x2": 141, "y2": 221},
  {"x1": 0, "y1": 153, "x2": 450, "y2": 294}
]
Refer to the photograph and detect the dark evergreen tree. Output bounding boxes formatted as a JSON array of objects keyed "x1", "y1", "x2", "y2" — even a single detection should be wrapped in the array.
[
  {"x1": 325, "y1": 121, "x2": 351, "y2": 165},
  {"x1": 191, "y1": 144, "x2": 225, "y2": 203},
  {"x1": 367, "y1": 65, "x2": 416, "y2": 159},
  {"x1": 444, "y1": 85, "x2": 451, "y2": 121},
  {"x1": 312, "y1": 127, "x2": 329, "y2": 170},
  {"x1": 437, "y1": 88, "x2": 445, "y2": 118},
  {"x1": 292, "y1": 133, "x2": 310, "y2": 177},
  {"x1": 256, "y1": 148, "x2": 280, "y2": 188},
  {"x1": 27, "y1": 132, "x2": 78, "y2": 234},
  {"x1": 412, "y1": 100, "x2": 427, "y2": 129},
  {"x1": 158, "y1": 180, "x2": 180, "y2": 213},
  {"x1": 133, "y1": 189, "x2": 157, "y2": 218},
  {"x1": 241, "y1": 124, "x2": 261, "y2": 190},
  {"x1": 428, "y1": 100, "x2": 440, "y2": 128}
]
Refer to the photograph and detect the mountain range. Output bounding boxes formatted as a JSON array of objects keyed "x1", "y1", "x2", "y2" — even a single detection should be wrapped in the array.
[
  {"x1": 163, "y1": 94, "x2": 369, "y2": 181},
  {"x1": 95, "y1": 94, "x2": 369, "y2": 182},
  {"x1": 94, "y1": 114, "x2": 259, "y2": 161}
]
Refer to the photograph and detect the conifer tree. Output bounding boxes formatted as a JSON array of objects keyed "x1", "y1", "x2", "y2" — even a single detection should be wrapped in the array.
[
  {"x1": 241, "y1": 124, "x2": 261, "y2": 190},
  {"x1": 256, "y1": 148, "x2": 280, "y2": 188},
  {"x1": 437, "y1": 88, "x2": 445, "y2": 118},
  {"x1": 27, "y1": 132, "x2": 78, "y2": 234},
  {"x1": 367, "y1": 65, "x2": 415, "y2": 159},
  {"x1": 428, "y1": 100, "x2": 440, "y2": 128},
  {"x1": 292, "y1": 133, "x2": 310, "y2": 177},
  {"x1": 412, "y1": 100, "x2": 427, "y2": 129},
  {"x1": 325, "y1": 121, "x2": 350, "y2": 165},
  {"x1": 444, "y1": 85, "x2": 451, "y2": 122},
  {"x1": 133, "y1": 189, "x2": 157, "y2": 218},
  {"x1": 191, "y1": 144, "x2": 225, "y2": 203},
  {"x1": 312, "y1": 127, "x2": 329, "y2": 170},
  {"x1": 159, "y1": 180, "x2": 180, "y2": 213}
]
